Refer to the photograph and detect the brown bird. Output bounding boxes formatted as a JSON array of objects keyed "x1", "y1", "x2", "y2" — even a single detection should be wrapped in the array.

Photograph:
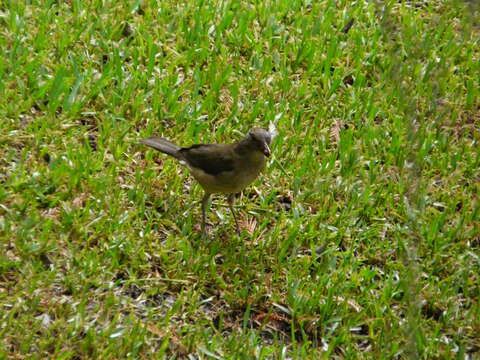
[{"x1": 140, "y1": 127, "x2": 274, "y2": 236}]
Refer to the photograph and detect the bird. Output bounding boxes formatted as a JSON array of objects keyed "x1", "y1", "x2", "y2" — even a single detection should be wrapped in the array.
[{"x1": 140, "y1": 127, "x2": 274, "y2": 236}]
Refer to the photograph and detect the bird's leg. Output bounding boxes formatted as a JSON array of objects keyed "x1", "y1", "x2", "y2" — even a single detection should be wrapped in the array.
[
  {"x1": 228, "y1": 194, "x2": 241, "y2": 235},
  {"x1": 201, "y1": 192, "x2": 211, "y2": 237}
]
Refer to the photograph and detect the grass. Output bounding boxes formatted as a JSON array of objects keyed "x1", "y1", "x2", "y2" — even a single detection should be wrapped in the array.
[{"x1": 0, "y1": 0, "x2": 479, "y2": 358}]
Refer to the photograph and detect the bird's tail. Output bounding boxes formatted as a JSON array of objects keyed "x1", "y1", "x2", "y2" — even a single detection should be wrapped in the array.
[{"x1": 140, "y1": 137, "x2": 181, "y2": 159}]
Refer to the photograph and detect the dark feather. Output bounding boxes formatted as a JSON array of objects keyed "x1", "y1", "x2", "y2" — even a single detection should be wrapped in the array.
[
  {"x1": 180, "y1": 144, "x2": 235, "y2": 175},
  {"x1": 140, "y1": 137, "x2": 181, "y2": 158}
]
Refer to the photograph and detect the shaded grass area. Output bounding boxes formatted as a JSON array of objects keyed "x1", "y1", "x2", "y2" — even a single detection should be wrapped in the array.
[{"x1": 0, "y1": 0, "x2": 479, "y2": 358}]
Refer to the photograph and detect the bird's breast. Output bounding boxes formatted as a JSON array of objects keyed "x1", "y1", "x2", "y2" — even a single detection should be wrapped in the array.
[{"x1": 188, "y1": 153, "x2": 266, "y2": 194}]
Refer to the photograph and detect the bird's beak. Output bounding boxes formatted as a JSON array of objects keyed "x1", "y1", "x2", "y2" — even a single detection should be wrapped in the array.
[{"x1": 263, "y1": 143, "x2": 271, "y2": 157}]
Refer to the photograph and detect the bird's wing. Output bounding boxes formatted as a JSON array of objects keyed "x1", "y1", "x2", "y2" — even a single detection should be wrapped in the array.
[{"x1": 180, "y1": 144, "x2": 235, "y2": 175}]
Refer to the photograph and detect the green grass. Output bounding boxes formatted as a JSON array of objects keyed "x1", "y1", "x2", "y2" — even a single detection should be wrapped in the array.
[{"x1": 1, "y1": 0, "x2": 479, "y2": 358}]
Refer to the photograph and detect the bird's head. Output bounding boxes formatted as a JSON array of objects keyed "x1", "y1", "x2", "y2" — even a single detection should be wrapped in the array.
[{"x1": 248, "y1": 127, "x2": 272, "y2": 157}]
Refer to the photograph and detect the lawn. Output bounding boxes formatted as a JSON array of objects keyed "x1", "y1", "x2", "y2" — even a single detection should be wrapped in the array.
[{"x1": 0, "y1": 0, "x2": 479, "y2": 358}]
